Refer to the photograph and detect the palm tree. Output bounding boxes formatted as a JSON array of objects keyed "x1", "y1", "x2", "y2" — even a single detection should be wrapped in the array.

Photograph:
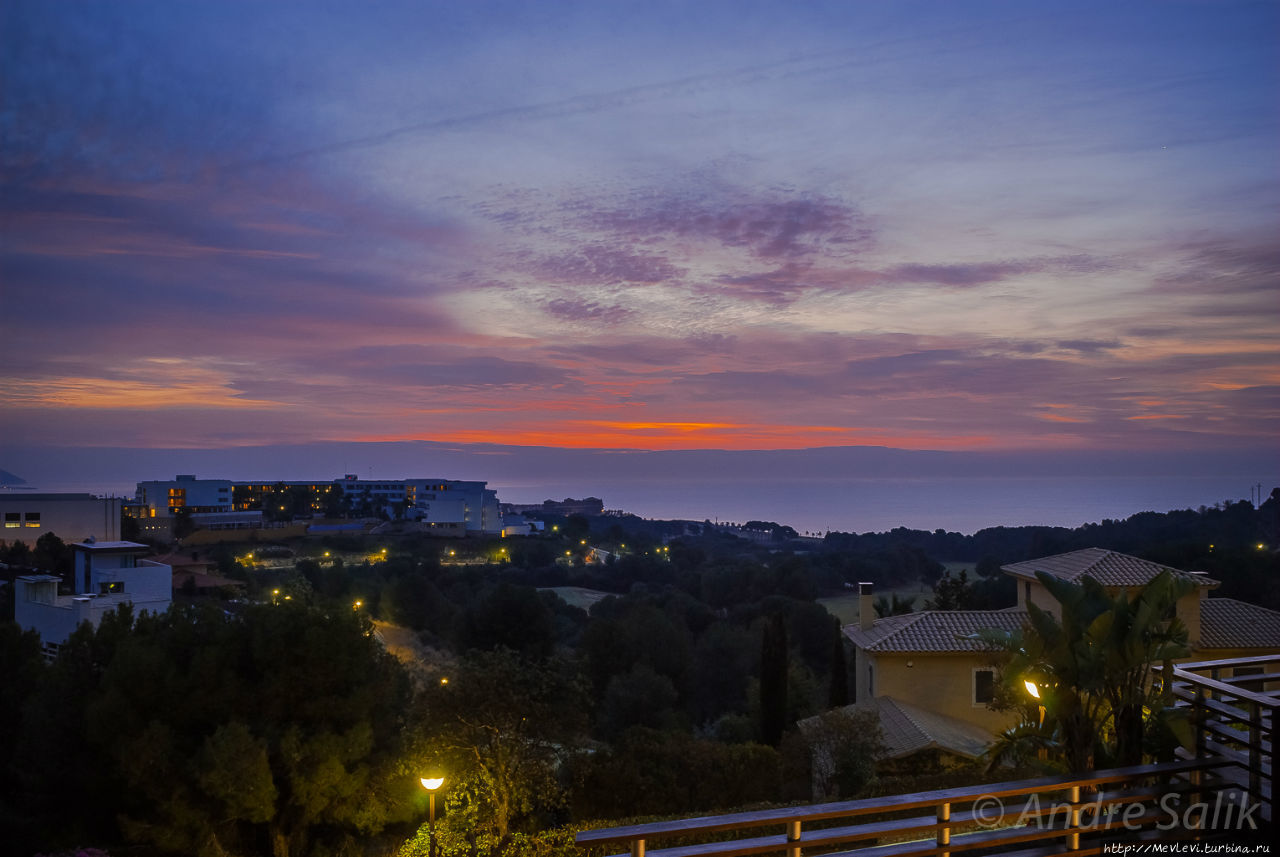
[{"x1": 978, "y1": 569, "x2": 1194, "y2": 773}]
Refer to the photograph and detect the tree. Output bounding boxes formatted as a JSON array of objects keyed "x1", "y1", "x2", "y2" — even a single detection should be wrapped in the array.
[
  {"x1": 597, "y1": 664, "x2": 681, "y2": 739},
  {"x1": 759, "y1": 613, "x2": 789, "y2": 746},
  {"x1": 81, "y1": 602, "x2": 414, "y2": 857},
  {"x1": 172, "y1": 507, "x2": 196, "y2": 539},
  {"x1": 416, "y1": 650, "x2": 587, "y2": 852},
  {"x1": 32, "y1": 532, "x2": 72, "y2": 576},
  {"x1": 827, "y1": 624, "x2": 850, "y2": 708},
  {"x1": 926, "y1": 569, "x2": 974, "y2": 610},
  {"x1": 796, "y1": 707, "x2": 884, "y2": 799},
  {"x1": 873, "y1": 593, "x2": 915, "y2": 617},
  {"x1": 978, "y1": 570, "x2": 1194, "y2": 773}
]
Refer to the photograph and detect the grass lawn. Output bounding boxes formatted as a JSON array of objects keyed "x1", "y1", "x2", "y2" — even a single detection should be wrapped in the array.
[
  {"x1": 541, "y1": 586, "x2": 613, "y2": 610},
  {"x1": 818, "y1": 579, "x2": 932, "y2": 625}
]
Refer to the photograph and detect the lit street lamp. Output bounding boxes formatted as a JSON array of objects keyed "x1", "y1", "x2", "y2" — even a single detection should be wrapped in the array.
[{"x1": 420, "y1": 775, "x2": 445, "y2": 857}]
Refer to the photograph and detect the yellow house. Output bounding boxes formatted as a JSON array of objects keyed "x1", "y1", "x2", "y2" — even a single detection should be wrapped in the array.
[{"x1": 844, "y1": 548, "x2": 1280, "y2": 762}]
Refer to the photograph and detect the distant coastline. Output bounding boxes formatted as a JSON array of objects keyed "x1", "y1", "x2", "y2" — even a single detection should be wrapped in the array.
[{"x1": 8, "y1": 473, "x2": 1270, "y2": 537}]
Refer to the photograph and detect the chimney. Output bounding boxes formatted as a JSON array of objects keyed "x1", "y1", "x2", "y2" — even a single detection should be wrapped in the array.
[{"x1": 859, "y1": 582, "x2": 875, "y2": 631}]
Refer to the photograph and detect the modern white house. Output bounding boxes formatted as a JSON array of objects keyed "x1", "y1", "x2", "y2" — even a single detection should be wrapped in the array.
[{"x1": 13, "y1": 538, "x2": 171, "y2": 658}]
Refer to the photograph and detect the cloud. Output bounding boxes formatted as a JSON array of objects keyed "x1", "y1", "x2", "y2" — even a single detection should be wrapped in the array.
[
  {"x1": 1152, "y1": 239, "x2": 1280, "y2": 302},
  {"x1": 592, "y1": 192, "x2": 872, "y2": 261},
  {"x1": 876, "y1": 254, "x2": 1112, "y2": 287},
  {"x1": 531, "y1": 245, "x2": 683, "y2": 286},
  {"x1": 543, "y1": 298, "x2": 635, "y2": 324}
]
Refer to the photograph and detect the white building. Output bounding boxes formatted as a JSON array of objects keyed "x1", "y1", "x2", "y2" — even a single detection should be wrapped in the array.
[
  {"x1": 14, "y1": 539, "x2": 171, "y2": 657},
  {"x1": 405, "y1": 479, "x2": 501, "y2": 534},
  {"x1": 135, "y1": 475, "x2": 234, "y2": 517},
  {"x1": 134, "y1": 474, "x2": 505, "y2": 535},
  {"x1": 0, "y1": 493, "x2": 122, "y2": 542}
]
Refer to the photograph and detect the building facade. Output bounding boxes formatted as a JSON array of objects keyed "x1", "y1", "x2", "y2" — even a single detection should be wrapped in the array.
[
  {"x1": 0, "y1": 493, "x2": 122, "y2": 543},
  {"x1": 135, "y1": 474, "x2": 505, "y2": 535},
  {"x1": 135, "y1": 475, "x2": 233, "y2": 518},
  {"x1": 845, "y1": 548, "x2": 1280, "y2": 762},
  {"x1": 14, "y1": 539, "x2": 171, "y2": 657}
]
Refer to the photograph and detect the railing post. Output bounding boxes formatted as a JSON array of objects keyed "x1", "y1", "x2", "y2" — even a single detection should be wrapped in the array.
[
  {"x1": 1066, "y1": 785, "x2": 1081, "y2": 852},
  {"x1": 1249, "y1": 699, "x2": 1262, "y2": 806},
  {"x1": 1191, "y1": 685, "x2": 1206, "y2": 807},
  {"x1": 786, "y1": 820, "x2": 801, "y2": 857},
  {"x1": 937, "y1": 801, "x2": 951, "y2": 857},
  {"x1": 631, "y1": 838, "x2": 645, "y2": 857}
]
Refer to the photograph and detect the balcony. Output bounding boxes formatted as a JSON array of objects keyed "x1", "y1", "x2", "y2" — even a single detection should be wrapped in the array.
[{"x1": 576, "y1": 656, "x2": 1276, "y2": 856}]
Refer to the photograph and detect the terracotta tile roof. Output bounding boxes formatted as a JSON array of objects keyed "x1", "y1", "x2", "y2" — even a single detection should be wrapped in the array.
[
  {"x1": 1199, "y1": 598, "x2": 1280, "y2": 650},
  {"x1": 843, "y1": 610, "x2": 1028, "y2": 653},
  {"x1": 800, "y1": 697, "x2": 995, "y2": 761},
  {"x1": 1001, "y1": 548, "x2": 1218, "y2": 588}
]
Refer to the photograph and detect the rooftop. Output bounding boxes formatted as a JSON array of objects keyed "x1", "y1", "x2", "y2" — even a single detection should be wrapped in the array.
[
  {"x1": 866, "y1": 696, "x2": 994, "y2": 760},
  {"x1": 799, "y1": 696, "x2": 995, "y2": 761},
  {"x1": 1001, "y1": 548, "x2": 1218, "y2": 588},
  {"x1": 72, "y1": 539, "x2": 150, "y2": 552},
  {"x1": 1199, "y1": 598, "x2": 1280, "y2": 650},
  {"x1": 843, "y1": 609, "x2": 1027, "y2": 653}
]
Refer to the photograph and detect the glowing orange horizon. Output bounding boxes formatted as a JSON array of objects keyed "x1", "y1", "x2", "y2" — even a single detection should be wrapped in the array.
[{"x1": 389, "y1": 421, "x2": 1000, "y2": 451}]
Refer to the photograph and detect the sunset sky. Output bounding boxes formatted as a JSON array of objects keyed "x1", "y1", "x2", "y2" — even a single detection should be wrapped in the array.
[{"x1": 3, "y1": 1, "x2": 1278, "y2": 459}]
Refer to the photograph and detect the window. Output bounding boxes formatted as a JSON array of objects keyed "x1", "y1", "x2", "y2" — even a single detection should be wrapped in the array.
[
  {"x1": 1024, "y1": 581, "x2": 1031, "y2": 604},
  {"x1": 4, "y1": 512, "x2": 19, "y2": 528},
  {"x1": 868, "y1": 665, "x2": 875, "y2": 697},
  {"x1": 974, "y1": 669, "x2": 995, "y2": 705}
]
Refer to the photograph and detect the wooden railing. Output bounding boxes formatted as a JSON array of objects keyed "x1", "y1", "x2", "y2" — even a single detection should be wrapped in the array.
[
  {"x1": 577, "y1": 655, "x2": 1278, "y2": 857},
  {"x1": 1164, "y1": 653, "x2": 1279, "y2": 828}
]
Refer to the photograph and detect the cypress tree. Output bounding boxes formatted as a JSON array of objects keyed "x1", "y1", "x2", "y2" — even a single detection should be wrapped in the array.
[
  {"x1": 759, "y1": 612, "x2": 788, "y2": 746},
  {"x1": 828, "y1": 622, "x2": 850, "y2": 708}
]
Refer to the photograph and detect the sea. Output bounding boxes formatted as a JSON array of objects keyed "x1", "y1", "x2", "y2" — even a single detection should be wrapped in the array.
[
  {"x1": 494, "y1": 474, "x2": 1266, "y2": 535},
  {"x1": 7, "y1": 462, "x2": 1271, "y2": 536}
]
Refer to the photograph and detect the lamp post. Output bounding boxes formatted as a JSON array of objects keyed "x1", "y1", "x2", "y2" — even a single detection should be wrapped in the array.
[
  {"x1": 420, "y1": 776, "x2": 444, "y2": 857},
  {"x1": 1025, "y1": 680, "x2": 1047, "y2": 761}
]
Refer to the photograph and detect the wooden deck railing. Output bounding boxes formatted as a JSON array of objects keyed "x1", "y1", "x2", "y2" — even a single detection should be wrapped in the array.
[
  {"x1": 1165, "y1": 652, "x2": 1279, "y2": 826},
  {"x1": 577, "y1": 655, "x2": 1278, "y2": 857}
]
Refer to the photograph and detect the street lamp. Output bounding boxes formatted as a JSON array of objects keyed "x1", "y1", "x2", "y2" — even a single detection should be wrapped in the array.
[{"x1": 420, "y1": 776, "x2": 445, "y2": 857}]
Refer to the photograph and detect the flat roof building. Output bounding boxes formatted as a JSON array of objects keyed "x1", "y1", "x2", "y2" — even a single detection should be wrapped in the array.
[{"x1": 14, "y1": 538, "x2": 171, "y2": 658}]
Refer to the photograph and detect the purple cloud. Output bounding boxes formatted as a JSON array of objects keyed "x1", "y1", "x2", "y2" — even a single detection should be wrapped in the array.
[
  {"x1": 532, "y1": 245, "x2": 683, "y2": 286},
  {"x1": 589, "y1": 190, "x2": 872, "y2": 261},
  {"x1": 543, "y1": 298, "x2": 635, "y2": 324}
]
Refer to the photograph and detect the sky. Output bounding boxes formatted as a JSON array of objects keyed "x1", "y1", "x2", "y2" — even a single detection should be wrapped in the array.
[{"x1": 2, "y1": 1, "x2": 1278, "y2": 464}]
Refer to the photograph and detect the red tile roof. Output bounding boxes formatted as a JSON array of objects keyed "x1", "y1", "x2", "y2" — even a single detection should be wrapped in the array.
[
  {"x1": 844, "y1": 609, "x2": 1028, "y2": 653},
  {"x1": 1199, "y1": 598, "x2": 1280, "y2": 650},
  {"x1": 1002, "y1": 548, "x2": 1217, "y2": 588},
  {"x1": 800, "y1": 696, "x2": 995, "y2": 761}
]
